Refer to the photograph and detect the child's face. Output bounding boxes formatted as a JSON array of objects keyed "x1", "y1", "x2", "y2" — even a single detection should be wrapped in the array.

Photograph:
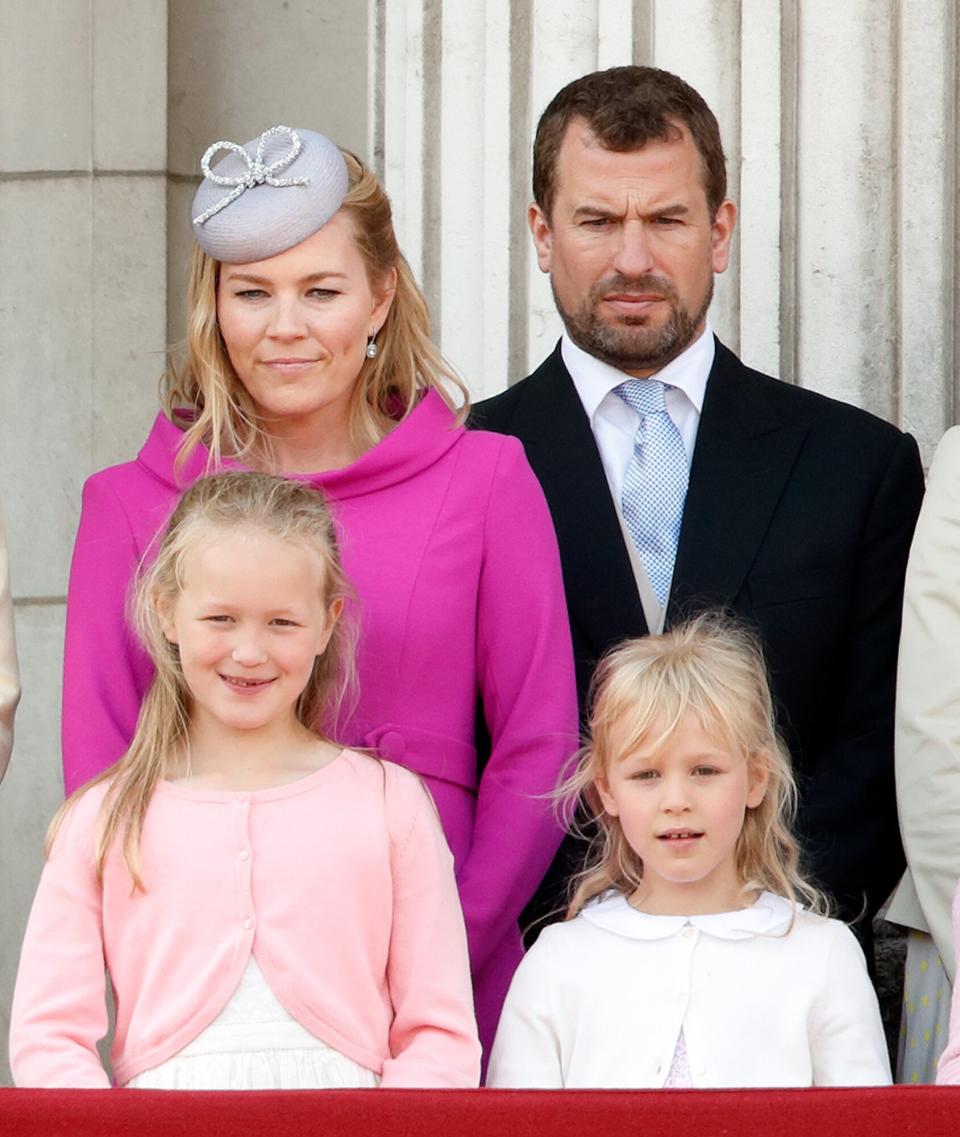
[
  {"x1": 596, "y1": 710, "x2": 768, "y2": 915},
  {"x1": 159, "y1": 530, "x2": 341, "y2": 740}
]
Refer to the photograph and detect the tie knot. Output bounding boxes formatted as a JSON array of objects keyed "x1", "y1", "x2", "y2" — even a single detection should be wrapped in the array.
[{"x1": 615, "y1": 379, "x2": 668, "y2": 417}]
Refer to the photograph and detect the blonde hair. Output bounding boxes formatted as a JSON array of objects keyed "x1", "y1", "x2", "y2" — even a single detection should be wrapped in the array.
[
  {"x1": 48, "y1": 471, "x2": 356, "y2": 890},
  {"x1": 163, "y1": 149, "x2": 469, "y2": 470},
  {"x1": 564, "y1": 612, "x2": 826, "y2": 921}
]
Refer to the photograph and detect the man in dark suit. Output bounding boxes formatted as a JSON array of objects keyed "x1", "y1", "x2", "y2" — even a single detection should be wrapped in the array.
[{"x1": 473, "y1": 66, "x2": 924, "y2": 937}]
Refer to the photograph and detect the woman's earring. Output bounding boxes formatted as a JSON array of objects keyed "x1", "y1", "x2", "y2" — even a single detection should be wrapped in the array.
[{"x1": 365, "y1": 334, "x2": 379, "y2": 360}]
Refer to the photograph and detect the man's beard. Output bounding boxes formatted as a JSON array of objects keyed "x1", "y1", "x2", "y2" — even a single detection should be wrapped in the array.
[{"x1": 553, "y1": 272, "x2": 713, "y2": 374}]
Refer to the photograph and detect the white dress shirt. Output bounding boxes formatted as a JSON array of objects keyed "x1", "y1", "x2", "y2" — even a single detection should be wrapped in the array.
[
  {"x1": 487, "y1": 891, "x2": 891, "y2": 1089},
  {"x1": 562, "y1": 323, "x2": 715, "y2": 503}
]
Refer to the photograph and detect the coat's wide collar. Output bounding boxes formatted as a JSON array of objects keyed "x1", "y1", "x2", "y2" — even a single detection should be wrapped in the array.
[{"x1": 138, "y1": 390, "x2": 462, "y2": 500}]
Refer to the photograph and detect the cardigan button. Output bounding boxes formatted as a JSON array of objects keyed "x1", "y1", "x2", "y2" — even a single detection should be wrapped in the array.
[
  {"x1": 238, "y1": 849, "x2": 249, "y2": 861},
  {"x1": 243, "y1": 918, "x2": 254, "y2": 931},
  {"x1": 378, "y1": 731, "x2": 406, "y2": 761}
]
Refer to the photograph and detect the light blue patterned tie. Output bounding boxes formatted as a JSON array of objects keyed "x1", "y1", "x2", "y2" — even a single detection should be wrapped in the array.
[{"x1": 614, "y1": 380, "x2": 689, "y2": 605}]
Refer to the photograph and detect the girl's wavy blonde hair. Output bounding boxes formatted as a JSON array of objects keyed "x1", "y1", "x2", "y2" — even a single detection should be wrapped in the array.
[
  {"x1": 163, "y1": 148, "x2": 469, "y2": 471},
  {"x1": 47, "y1": 471, "x2": 356, "y2": 891},
  {"x1": 563, "y1": 612, "x2": 827, "y2": 921}
]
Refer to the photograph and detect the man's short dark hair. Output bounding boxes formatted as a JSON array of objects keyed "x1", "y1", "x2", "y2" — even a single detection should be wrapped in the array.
[{"x1": 532, "y1": 66, "x2": 727, "y2": 221}]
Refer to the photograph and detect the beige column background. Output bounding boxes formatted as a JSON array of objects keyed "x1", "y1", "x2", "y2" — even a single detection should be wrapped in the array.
[
  {"x1": 0, "y1": 0, "x2": 957, "y2": 1086},
  {"x1": 379, "y1": 0, "x2": 958, "y2": 460},
  {"x1": 0, "y1": 0, "x2": 169, "y2": 1087}
]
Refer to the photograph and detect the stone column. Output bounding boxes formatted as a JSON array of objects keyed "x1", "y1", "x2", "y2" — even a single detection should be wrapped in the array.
[
  {"x1": 374, "y1": 0, "x2": 959, "y2": 458},
  {"x1": 0, "y1": 0, "x2": 168, "y2": 1083}
]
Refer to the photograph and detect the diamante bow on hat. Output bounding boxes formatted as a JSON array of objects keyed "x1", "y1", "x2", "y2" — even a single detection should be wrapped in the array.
[{"x1": 193, "y1": 125, "x2": 310, "y2": 227}]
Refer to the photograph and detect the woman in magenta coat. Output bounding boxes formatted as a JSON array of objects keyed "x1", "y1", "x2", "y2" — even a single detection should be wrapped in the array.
[{"x1": 61, "y1": 126, "x2": 578, "y2": 1053}]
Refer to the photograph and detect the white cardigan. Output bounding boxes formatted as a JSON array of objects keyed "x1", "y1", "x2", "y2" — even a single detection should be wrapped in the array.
[{"x1": 487, "y1": 892, "x2": 890, "y2": 1089}]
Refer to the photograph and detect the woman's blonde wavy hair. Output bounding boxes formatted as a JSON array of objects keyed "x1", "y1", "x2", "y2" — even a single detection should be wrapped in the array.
[
  {"x1": 47, "y1": 471, "x2": 356, "y2": 891},
  {"x1": 563, "y1": 612, "x2": 827, "y2": 922},
  {"x1": 163, "y1": 149, "x2": 469, "y2": 471}
]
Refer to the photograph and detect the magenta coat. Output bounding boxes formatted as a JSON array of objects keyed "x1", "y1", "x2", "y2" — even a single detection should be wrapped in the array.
[{"x1": 61, "y1": 391, "x2": 579, "y2": 1052}]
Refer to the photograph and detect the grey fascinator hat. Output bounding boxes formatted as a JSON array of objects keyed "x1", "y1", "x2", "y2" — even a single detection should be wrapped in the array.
[{"x1": 190, "y1": 125, "x2": 350, "y2": 263}]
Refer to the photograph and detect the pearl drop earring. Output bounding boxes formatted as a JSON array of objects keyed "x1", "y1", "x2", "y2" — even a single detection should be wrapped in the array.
[{"x1": 366, "y1": 334, "x2": 378, "y2": 360}]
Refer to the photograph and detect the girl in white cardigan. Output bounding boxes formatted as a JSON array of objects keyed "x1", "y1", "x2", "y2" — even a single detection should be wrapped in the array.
[{"x1": 488, "y1": 614, "x2": 890, "y2": 1089}]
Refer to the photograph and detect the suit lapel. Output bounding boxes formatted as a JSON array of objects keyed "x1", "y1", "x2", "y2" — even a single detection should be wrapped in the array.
[
  {"x1": 508, "y1": 348, "x2": 650, "y2": 652},
  {"x1": 668, "y1": 341, "x2": 810, "y2": 622}
]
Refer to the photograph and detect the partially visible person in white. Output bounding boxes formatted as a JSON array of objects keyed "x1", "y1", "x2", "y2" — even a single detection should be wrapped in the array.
[
  {"x1": 889, "y1": 426, "x2": 960, "y2": 1082},
  {"x1": 487, "y1": 615, "x2": 890, "y2": 1089},
  {"x1": 935, "y1": 889, "x2": 960, "y2": 1084},
  {"x1": 0, "y1": 507, "x2": 20, "y2": 781}
]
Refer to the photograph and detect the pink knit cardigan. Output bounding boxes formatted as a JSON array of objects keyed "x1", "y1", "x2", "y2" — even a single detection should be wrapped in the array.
[{"x1": 11, "y1": 752, "x2": 481, "y2": 1088}]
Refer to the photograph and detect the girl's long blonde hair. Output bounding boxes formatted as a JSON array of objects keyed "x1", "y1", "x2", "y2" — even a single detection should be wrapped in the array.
[
  {"x1": 563, "y1": 612, "x2": 827, "y2": 920},
  {"x1": 163, "y1": 149, "x2": 469, "y2": 471},
  {"x1": 47, "y1": 471, "x2": 356, "y2": 891}
]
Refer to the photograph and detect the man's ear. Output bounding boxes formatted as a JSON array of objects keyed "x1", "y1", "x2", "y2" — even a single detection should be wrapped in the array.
[
  {"x1": 710, "y1": 199, "x2": 737, "y2": 275},
  {"x1": 528, "y1": 202, "x2": 554, "y2": 274}
]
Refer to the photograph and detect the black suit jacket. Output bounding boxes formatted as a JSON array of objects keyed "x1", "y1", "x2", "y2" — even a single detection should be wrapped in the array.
[{"x1": 473, "y1": 339, "x2": 925, "y2": 925}]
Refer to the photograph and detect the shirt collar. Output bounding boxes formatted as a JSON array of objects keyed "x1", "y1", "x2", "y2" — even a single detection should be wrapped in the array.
[
  {"x1": 578, "y1": 890, "x2": 798, "y2": 941},
  {"x1": 562, "y1": 323, "x2": 715, "y2": 423}
]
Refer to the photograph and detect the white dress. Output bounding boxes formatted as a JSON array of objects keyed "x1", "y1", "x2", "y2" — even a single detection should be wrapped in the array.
[{"x1": 126, "y1": 957, "x2": 380, "y2": 1090}]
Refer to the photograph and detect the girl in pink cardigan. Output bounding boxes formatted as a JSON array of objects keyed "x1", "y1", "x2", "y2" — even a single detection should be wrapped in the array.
[{"x1": 12, "y1": 472, "x2": 481, "y2": 1089}]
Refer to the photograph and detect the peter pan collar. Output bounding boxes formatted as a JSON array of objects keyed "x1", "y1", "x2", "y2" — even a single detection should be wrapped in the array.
[{"x1": 579, "y1": 890, "x2": 798, "y2": 941}]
